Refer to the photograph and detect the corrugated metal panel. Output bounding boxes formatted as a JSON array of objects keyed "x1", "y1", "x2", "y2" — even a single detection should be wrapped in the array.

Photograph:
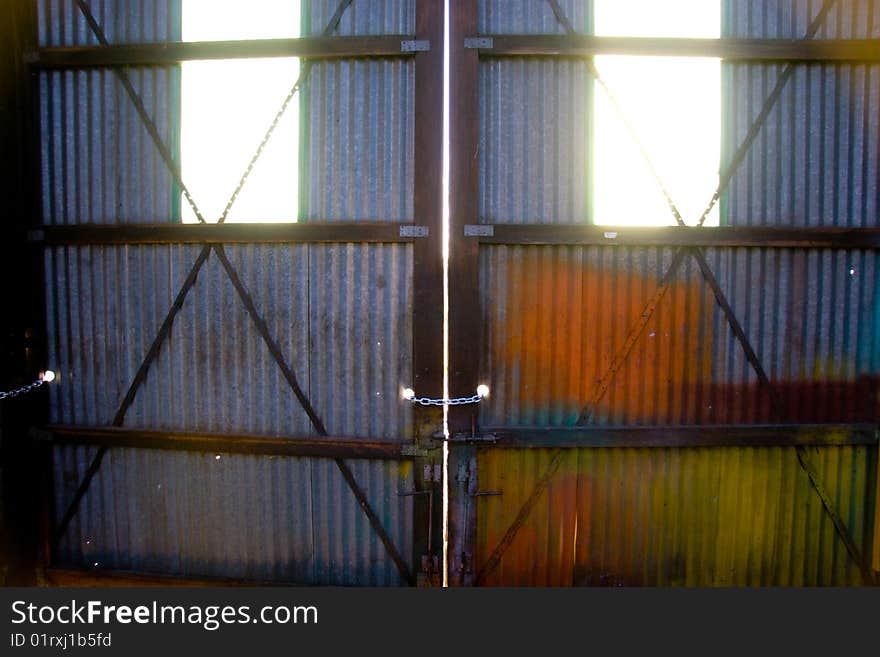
[
  {"x1": 54, "y1": 446, "x2": 413, "y2": 585},
  {"x1": 479, "y1": 245, "x2": 878, "y2": 426},
  {"x1": 722, "y1": 0, "x2": 880, "y2": 227},
  {"x1": 41, "y1": 2, "x2": 418, "y2": 584},
  {"x1": 309, "y1": 244, "x2": 413, "y2": 439},
  {"x1": 480, "y1": 60, "x2": 592, "y2": 224},
  {"x1": 45, "y1": 241, "x2": 414, "y2": 582},
  {"x1": 37, "y1": 0, "x2": 179, "y2": 47},
  {"x1": 706, "y1": 247, "x2": 880, "y2": 423},
  {"x1": 38, "y1": 0, "x2": 180, "y2": 225},
  {"x1": 45, "y1": 244, "x2": 413, "y2": 436},
  {"x1": 304, "y1": 60, "x2": 414, "y2": 222},
  {"x1": 477, "y1": 1, "x2": 590, "y2": 225},
  {"x1": 307, "y1": 0, "x2": 414, "y2": 36},
  {"x1": 478, "y1": 0, "x2": 589, "y2": 33},
  {"x1": 303, "y1": 2, "x2": 414, "y2": 222},
  {"x1": 476, "y1": 445, "x2": 875, "y2": 586}
]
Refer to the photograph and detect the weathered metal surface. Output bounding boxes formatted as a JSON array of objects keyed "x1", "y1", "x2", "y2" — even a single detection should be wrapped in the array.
[
  {"x1": 478, "y1": 245, "x2": 878, "y2": 426},
  {"x1": 723, "y1": 0, "x2": 880, "y2": 227},
  {"x1": 53, "y1": 444, "x2": 414, "y2": 585},
  {"x1": 478, "y1": 1, "x2": 590, "y2": 225},
  {"x1": 304, "y1": 1, "x2": 414, "y2": 222},
  {"x1": 475, "y1": 444, "x2": 875, "y2": 586}
]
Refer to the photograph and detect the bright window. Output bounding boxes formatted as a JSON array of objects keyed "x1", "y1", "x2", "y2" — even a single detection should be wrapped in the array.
[
  {"x1": 592, "y1": 0, "x2": 720, "y2": 226},
  {"x1": 181, "y1": 0, "x2": 300, "y2": 223}
]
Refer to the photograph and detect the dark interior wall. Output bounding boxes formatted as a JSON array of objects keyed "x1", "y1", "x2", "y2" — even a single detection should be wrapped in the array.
[{"x1": 0, "y1": 0, "x2": 46, "y2": 586}]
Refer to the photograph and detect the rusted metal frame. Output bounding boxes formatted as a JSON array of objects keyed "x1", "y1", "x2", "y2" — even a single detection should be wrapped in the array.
[
  {"x1": 470, "y1": 424, "x2": 879, "y2": 449},
  {"x1": 468, "y1": 35, "x2": 880, "y2": 63},
  {"x1": 32, "y1": 35, "x2": 414, "y2": 69},
  {"x1": 32, "y1": 222, "x2": 418, "y2": 245},
  {"x1": 448, "y1": 0, "x2": 482, "y2": 587},
  {"x1": 53, "y1": 0, "x2": 416, "y2": 587},
  {"x1": 474, "y1": 0, "x2": 851, "y2": 585},
  {"x1": 411, "y1": 0, "x2": 446, "y2": 578},
  {"x1": 473, "y1": 224, "x2": 880, "y2": 249},
  {"x1": 42, "y1": 425, "x2": 412, "y2": 461}
]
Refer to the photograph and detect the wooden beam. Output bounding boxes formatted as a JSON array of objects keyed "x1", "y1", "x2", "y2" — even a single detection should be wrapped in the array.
[
  {"x1": 470, "y1": 224, "x2": 880, "y2": 249},
  {"x1": 42, "y1": 425, "x2": 416, "y2": 460},
  {"x1": 472, "y1": 35, "x2": 880, "y2": 62},
  {"x1": 469, "y1": 424, "x2": 879, "y2": 448},
  {"x1": 31, "y1": 35, "x2": 414, "y2": 68}
]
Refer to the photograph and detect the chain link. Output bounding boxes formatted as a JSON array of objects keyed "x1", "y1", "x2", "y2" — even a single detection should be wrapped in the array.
[
  {"x1": 0, "y1": 378, "x2": 46, "y2": 402},
  {"x1": 407, "y1": 393, "x2": 484, "y2": 407}
]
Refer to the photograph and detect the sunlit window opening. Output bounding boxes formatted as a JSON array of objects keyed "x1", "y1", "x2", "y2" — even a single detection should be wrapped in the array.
[
  {"x1": 181, "y1": 0, "x2": 300, "y2": 223},
  {"x1": 593, "y1": 0, "x2": 720, "y2": 226}
]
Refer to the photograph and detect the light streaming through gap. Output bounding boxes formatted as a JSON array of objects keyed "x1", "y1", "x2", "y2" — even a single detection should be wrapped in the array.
[
  {"x1": 181, "y1": 0, "x2": 300, "y2": 223},
  {"x1": 593, "y1": 0, "x2": 720, "y2": 226}
]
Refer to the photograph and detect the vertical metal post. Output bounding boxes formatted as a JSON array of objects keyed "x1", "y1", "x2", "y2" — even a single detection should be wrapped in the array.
[
  {"x1": 412, "y1": 0, "x2": 446, "y2": 583},
  {"x1": 447, "y1": 0, "x2": 481, "y2": 586}
]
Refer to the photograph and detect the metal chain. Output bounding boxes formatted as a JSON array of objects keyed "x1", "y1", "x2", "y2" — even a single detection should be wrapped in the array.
[
  {"x1": 0, "y1": 378, "x2": 47, "y2": 402},
  {"x1": 407, "y1": 394, "x2": 484, "y2": 407}
]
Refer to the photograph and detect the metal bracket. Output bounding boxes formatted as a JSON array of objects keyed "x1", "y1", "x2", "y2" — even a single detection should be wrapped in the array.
[
  {"x1": 401, "y1": 40, "x2": 430, "y2": 52},
  {"x1": 464, "y1": 224, "x2": 494, "y2": 237},
  {"x1": 400, "y1": 225, "x2": 429, "y2": 238},
  {"x1": 464, "y1": 37, "x2": 493, "y2": 49}
]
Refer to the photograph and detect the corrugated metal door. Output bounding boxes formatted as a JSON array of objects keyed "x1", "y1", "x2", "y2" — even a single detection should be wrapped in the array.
[
  {"x1": 36, "y1": 0, "x2": 445, "y2": 586},
  {"x1": 447, "y1": 0, "x2": 880, "y2": 586}
]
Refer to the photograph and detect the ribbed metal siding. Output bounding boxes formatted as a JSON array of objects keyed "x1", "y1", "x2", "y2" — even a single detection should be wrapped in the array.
[
  {"x1": 479, "y1": 245, "x2": 878, "y2": 426},
  {"x1": 37, "y1": 0, "x2": 179, "y2": 47},
  {"x1": 476, "y1": 445, "x2": 874, "y2": 586},
  {"x1": 38, "y1": 0, "x2": 180, "y2": 225},
  {"x1": 54, "y1": 445, "x2": 413, "y2": 585},
  {"x1": 304, "y1": 2, "x2": 414, "y2": 221},
  {"x1": 308, "y1": 0, "x2": 414, "y2": 36},
  {"x1": 722, "y1": 0, "x2": 880, "y2": 227},
  {"x1": 479, "y1": 1, "x2": 591, "y2": 225},
  {"x1": 41, "y1": 2, "x2": 418, "y2": 584}
]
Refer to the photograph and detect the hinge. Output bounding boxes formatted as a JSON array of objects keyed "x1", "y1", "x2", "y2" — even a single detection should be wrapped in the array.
[
  {"x1": 401, "y1": 39, "x2": 430, "y2": 52},
  {"x1": 400, "y1": 225, "x2": 429, "y2": 238},
  {"x1": 464, "y1": 224, "x2": 493, "y2": 237},
  {"x1": 464, "y1": 37, "x2": 493, "y2": 49}
]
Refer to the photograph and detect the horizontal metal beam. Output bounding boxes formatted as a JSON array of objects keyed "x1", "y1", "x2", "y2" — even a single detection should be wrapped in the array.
[
  {"x1": 467, "y1": 424, "x2": 878, "y2": 448},
  {"x1": 469, "y1": 224, "x2": 880, "y2": 249},
  {"x1": 30, "y1": 222, "x2": 419, "y2": 245},
  {"x1": 472, "y1": 35, "x2": 880, "y2": 62},
  {"x1": 41, "y1": 425, "x2": 415, "y2": 460},
  {"x1": 30, "y1": 35, "x2": 414, "y2": 68}
]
